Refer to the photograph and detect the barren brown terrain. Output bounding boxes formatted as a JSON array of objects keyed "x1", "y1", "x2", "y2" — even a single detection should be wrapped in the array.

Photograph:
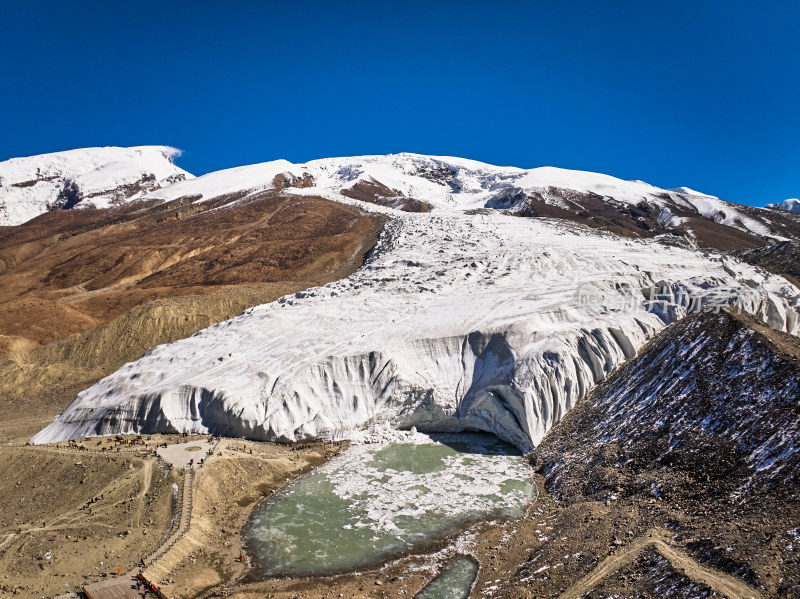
[
  {"x1": 0, "y1": 191, "x2": 383, "y2": 423},
  {"x1": 0, "y1": 434, "x2": 177, "y2": 597},
  {"x1": 0, "y1": 432, "x2": 337, "y2": 599},
  {"x1": 487, "y1": 310, "x2": 800, "y2": 599},
  {"x1": 0, "y1": 192, "x2": 381, "y2": 352}
]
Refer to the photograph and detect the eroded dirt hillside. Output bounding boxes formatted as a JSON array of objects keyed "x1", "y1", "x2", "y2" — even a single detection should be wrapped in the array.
[{"x1": 0, "y1": 191, "x2": 383, "y2": 422}]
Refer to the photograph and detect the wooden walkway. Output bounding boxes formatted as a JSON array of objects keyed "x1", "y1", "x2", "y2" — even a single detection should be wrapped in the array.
[{"x1": 83, "y1": 575, "x2": 142, "y2": 599}]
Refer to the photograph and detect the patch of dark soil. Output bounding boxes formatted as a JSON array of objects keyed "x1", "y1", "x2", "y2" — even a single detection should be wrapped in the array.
[
  {"x1": 683, "y1": 539, "x2": 759, "y2": 586},
  {"x1": 486, "y1": 187, "x2": 795, "y2": 251}
]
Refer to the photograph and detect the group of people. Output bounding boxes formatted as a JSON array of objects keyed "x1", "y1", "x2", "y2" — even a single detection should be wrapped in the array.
[{"x1": 134, "y1": 572, "x2": 165, "y2": 598}]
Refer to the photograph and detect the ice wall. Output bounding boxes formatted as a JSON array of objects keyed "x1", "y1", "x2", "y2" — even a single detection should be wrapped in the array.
[{"x1": 32, "y1": 213, "x2": 800, "y2": 450}]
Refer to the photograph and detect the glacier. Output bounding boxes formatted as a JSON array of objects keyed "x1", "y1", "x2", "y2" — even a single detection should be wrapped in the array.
[{"x1": 32, "y1": 194, "x2": 800, "y2": 450}]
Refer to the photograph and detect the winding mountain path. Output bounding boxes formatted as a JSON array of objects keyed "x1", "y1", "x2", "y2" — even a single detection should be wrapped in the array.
[
  {"x1": 556, "y1": 529, "x2": 762, "y2": 599},
  {"x1": 133, "y1": 459, "x2": 153, "y2": 527}
]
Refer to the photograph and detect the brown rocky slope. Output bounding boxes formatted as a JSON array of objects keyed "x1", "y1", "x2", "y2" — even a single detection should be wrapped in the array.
[
  {"x1": 486, "y1": 309, "x2": 800, "y2": 598},
  {"x1": 0, "y1": 190, "x2": 384, "y2": 424}
]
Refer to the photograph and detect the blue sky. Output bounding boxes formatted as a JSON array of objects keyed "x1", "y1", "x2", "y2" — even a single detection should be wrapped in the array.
[{"x1": 1, "y1": 1, "x2": 797, "y2": 206}]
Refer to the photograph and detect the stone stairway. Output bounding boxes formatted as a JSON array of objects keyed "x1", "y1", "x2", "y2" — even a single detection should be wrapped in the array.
[
  {"x1": 82, "y1": 466, "x2": 197, "y2": 598},
  {"x1": 142, "y1": 467, "x2": 194, "y2": 567}
]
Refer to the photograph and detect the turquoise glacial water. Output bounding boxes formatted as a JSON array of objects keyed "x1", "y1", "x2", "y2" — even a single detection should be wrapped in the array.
[
  {"x1": 415, "y1": 556, "x2": 480, "y2": 599},
  {"x1": 244, "y1": 432, "x2": 534, "y2": 578}
]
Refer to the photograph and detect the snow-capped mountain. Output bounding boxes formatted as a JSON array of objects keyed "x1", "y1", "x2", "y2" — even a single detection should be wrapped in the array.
[
  {"x1": 24, "y1": 150, "x2": 800, "y2": 450},
  {"x1": 0, "y1": 146, "x2": 192, "y2": 226},
  {"x1": 768, "y1": 198, "x2": 800, "y2": 214},
  {"x1": 136, "y1": 153, "x2": 800, "y2": 247}
]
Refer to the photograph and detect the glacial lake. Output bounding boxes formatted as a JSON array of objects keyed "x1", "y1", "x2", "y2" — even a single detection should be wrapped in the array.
[{"x1": 244, "y1": 431, "x2": 535, "y2": 578}]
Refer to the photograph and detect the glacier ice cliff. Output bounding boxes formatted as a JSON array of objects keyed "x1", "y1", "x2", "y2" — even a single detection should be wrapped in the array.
[{"x1": 32, "y1": 211, "x2": 800, "y2": 451}]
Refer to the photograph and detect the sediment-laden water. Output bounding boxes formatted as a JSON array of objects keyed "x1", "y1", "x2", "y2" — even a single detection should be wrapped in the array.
[
  {"x1": 415, "y1": 556, "x2": 480, "y2": 599},
  {"x1": 244, "y1": 431, "x2": 535, "y2": 577}
]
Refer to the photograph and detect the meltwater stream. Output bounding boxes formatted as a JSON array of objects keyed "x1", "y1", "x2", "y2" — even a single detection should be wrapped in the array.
[
  {"x1": 244, "y1": 431, "x2": 535, "y2": 578},
  {"x1": 415, "y1": 556, "x2": 480, "y2": 599}
]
